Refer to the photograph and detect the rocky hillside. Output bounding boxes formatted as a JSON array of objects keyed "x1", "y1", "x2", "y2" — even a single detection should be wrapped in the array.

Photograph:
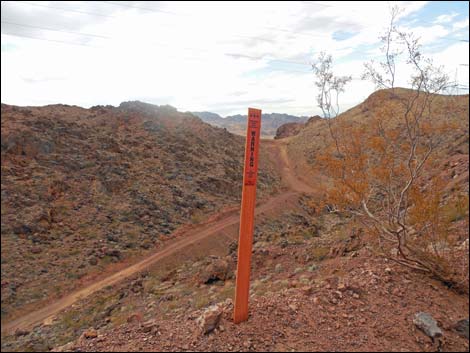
[
  {"x1": 192, "y1": 111, "x2": 308, "y2": 138},
  {"x1": 274, "y1": 122, "x2": 305, "y2": 139},
  {"x1": 2, "y1": 195, "x2": 468, "y2": 352},
  {"x1": 287, "y1": 89, "x2": 469, "y2": 195},
  {"x1": 274, "y1": 115, "x2": 323, "y2": 139},
  {"x1": 0, "y1": 102, "x2": 280, "y2": 320},
  {"x1": 1, "y1": 91, "x2": 468, "y2": 352}
]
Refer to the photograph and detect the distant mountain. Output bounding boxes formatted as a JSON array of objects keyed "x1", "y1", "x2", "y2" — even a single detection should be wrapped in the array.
[
  {"x1": 192, "y1": 111, "x2": 309, "y2": 137},
  {"x1": 190, "y1": 111, "x2": 225, "y2": 125}
]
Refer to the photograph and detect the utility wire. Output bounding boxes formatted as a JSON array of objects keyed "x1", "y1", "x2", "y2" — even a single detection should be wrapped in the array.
[
  {"x1": 1, "y1": 30, "x2": 313, "y2": 72},
  {"x1": 0, "y1": 2, "x2": 368, "y2": 68},
  {"x1": 0, "y1": 19, "x2": 281, "y2": 64},
  {"x1": 1, "y1": 20, "x2": 112, "y2": 39},
  {"x1": 3, "y1": 1, "x2": 469, "y2": 74},
  {"x1": 15, "y1": 1, "x2": 116, "y2": 18},
  {"x1": 8, "y1": 1, "x2": 469, "y2": 48},
  {"x1": 2, "y1": 28, "x2": 465, "y2": 80},
  {"x1": 1, "y1": 31, "x2": 97, "y2": 47},
  {"x1": 12, "y1": 0, "x2": 470, "y2": 45}
]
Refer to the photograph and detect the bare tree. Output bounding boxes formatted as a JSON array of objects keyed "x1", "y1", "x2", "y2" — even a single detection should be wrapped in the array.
[
  {"x1": 315, "y1": 7, "x2": 467, "y2": 291},
  {"x1": 312, "y1": 52, "x2": 351, "y2": 157}
]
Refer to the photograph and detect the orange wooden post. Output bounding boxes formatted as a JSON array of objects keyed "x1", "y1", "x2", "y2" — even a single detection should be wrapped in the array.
[{"x1": 233, "y1": 108, "x2": 262, "y2": 324}]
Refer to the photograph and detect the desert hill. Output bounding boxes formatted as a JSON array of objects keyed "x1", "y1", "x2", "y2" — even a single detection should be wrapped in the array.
[
  {"x1": 286, "y1": 88, "x2": 469, "y2": 195},
  {"x1": 1, "y1": 90, "x2": 468, "y2": 352},
  {"x1": 0, "y1": 101, "x2": 280, "y2": 320}
]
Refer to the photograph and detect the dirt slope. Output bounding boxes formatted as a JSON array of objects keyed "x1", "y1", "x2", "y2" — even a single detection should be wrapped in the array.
[
  {"x1": 1, "y1": 102, "x2": 281, "y2": 322},
  {"x1": 1, "y1": 139, "x2": 309, "y2": 336},
  {"x1": 70, "y1": 256, "x2": 469, "y2": 352}
]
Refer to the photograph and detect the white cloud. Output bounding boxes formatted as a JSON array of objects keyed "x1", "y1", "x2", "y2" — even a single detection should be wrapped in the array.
[
  {"x1": 399, "y1": 24, "x2": 450, "y2": 45},
  {"x1": 453, "y1": 18, "x2": 469, "y2": 31},
  {"x1": 434, "y1": 12, "x2": 459, "y2": 24},
  {"x1": 1, "y1": 1, "x2": 467, "y2": 116},
  {"x1": 430, "y1": 42, "x2": 469, "y2": 89}
]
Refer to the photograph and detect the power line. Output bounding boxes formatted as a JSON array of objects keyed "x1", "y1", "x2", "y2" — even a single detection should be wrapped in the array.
[
  {"x1": 0, "y1": 18, "x2": 215, "y2": 54},
  {"x1": 15, "y1": 1, "x2": 116, "y2": 18},
  {"x1": 1, "y1": 30, "x2": 314, "y2": 74},
  {"x1": 2, "y1": 25, "x2": 464, "y2": 78},
  {"x1": 3, "y1": 1, "x2": 468, "y2": 74},
  {"x1": 4, "y1": 0, "x2": 355, "y2": 67},
  {"x1": 3, "y1": 4, "x2": 318, "y2": 66},
  {"x1": 11, "y1": 1, "x2": 280, "y2": 45},
  {"x1": 3, "y1": 29, "x2": 465, "y2": 83},
  {"x1": 11, "y1": 0, "x2": 470, "y2": 45},
  {"x1": 1, "y1": 31, "x2": 96, "y2": 47},
  {"x1": 1, "y1": 20, "x2": 111, "y2": 39},
  {"x1": 1, "y1": 29, "x2": 310, "y2": 70},
  {"x1": 10, "y1": 0, "x2": 466, "y2": 51}
]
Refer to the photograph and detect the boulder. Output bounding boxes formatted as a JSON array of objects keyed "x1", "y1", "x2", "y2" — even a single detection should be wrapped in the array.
[
  {"x1": 105, "y1": 248, "x2": 122, "y2": 259},
  {"x1": 200, "y1": 258, "x2": 229, "y2": 284},
  {"x1": 127, "y1": 312, "x2": 143, "y2": 323},
  {"x1": 453, "y1": 318, "x2": 469, "y2": 339},
  {"x1": 413, "y1": 312, "x2": 442, "y2": 339},
  {"x1": 82, "y1": 328, "x2": 98, "y2": 339},
  {"x1": 197, "y1": 305, "x2": 223, "y2": 334},
  {"x1": 329, "y1": 228, "x2": 363, "y2": 258},
  {"x1": 141, "y1": 319, "x2": 158, "y2": 333},
  {"x1": 14, "y1": 329, "x2": 30, "y2": 337},
  {"x1": 274, "y1": 122, "x2": 304, "y2": 139}
]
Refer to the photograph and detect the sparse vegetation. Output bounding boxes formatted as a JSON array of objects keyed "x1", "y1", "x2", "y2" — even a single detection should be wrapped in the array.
[
  {"x1": 312, "y1": 7, "x2": 469, "y2": 292},
  {"x1": 310, "y1": 246, "x2": 330, "y2": 261},
  {"x1": 0, "y1": 101, "x2": 281, "y2": 318},
  {"x1": 1, "y1": 3, "x2": 469, "y2": 352}
]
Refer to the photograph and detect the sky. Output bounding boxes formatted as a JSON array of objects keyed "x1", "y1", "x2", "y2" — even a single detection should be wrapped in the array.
[{"x1": 1, "y1": 1, "x2": 469, "y2": 117}]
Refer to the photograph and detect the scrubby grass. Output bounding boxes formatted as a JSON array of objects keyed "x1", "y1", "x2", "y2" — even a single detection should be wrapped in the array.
[
  {"x1": 443, "y1": 195, "x2": 469, "y2": 223},
  {"x1": 193, "y1": 293, "x2": 211, "y2": 310},
  {"x1": 310, "y1": 246, "x2": 330, "y2": 261},
  {"x1": 217, "y1": 283, "x2": 235, "y2": 301}
]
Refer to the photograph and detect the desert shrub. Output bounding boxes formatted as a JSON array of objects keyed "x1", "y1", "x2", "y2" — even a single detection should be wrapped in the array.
[
  {"x1": 443, "y1": 194, "x2": 469, "y2": 223},
  {"x1": 312, "y1": 7, "x2": 469, "y2": 292},
  {"x1": 310, "y1": 246, "x2": 330, "y2": 261},
  {"x1": 193, "y1": 294, "x2": 211, "y2": 310}
]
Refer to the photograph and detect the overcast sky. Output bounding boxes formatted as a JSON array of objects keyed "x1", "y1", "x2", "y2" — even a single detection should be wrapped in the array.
[{"x1": 1, "y1": 1, "x2": 469, "y2": 116}]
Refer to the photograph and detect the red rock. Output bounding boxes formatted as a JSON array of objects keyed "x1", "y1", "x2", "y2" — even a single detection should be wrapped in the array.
[
  {"x1": 197, "y1": 305, "x2": 223, "y2": 335},
  {"x1": 82, "y1": 328, "x2": 98, "y2": 339}
]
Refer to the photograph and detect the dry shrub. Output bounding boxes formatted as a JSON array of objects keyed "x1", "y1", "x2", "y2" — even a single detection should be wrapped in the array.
[{"x1": 312, "y1": 6, "x2": 469, "y2": 292}]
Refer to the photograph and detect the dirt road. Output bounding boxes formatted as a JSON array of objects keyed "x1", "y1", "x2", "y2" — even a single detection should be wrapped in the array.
[{"x1": 2, "y1": 140, "x2": 314, "y2": 335}]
